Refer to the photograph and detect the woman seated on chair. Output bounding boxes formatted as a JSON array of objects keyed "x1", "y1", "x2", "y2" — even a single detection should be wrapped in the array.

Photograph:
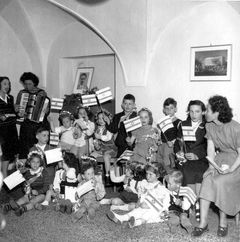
[{"x1": 192, "y1": 95, "x2": 240, "y2": 238}]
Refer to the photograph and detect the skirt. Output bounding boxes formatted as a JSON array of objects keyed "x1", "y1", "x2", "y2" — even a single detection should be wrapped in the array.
[{"x1": 0, "y1": 124, "x2": 19, "y2": 161}]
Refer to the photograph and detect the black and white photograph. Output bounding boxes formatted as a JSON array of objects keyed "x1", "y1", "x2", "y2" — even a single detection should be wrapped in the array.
[
  {"x1": 191, "y1": 45, "x2": 232, "y2": 81},
  {"x1": 0, "y1": 0, "x2": 240, "y2": 242}
]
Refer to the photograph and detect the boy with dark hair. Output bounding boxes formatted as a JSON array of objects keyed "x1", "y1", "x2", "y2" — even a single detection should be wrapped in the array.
[
  {"x1": 157, "y1": 98, "x2": 181, "y2": 173},
  {"x1": 30, "y1": 126, "x2": 55, "y2": 183},
  {"x1": 104, "y1": 94, "x2": 137, "y2": 184}
]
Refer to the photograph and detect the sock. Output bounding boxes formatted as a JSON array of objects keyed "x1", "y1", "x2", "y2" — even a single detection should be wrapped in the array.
[
  {"x1": 195, "y1": 201, "x2": 200, "y2": 221},
  {"x1": 113, "y1": 211, "x2": 129, "y2": 222},
  {"x1": 100, "y1": 199, "x2": 111, "y2": 205},
  {"x1": 105, "y1": 174, "x2": 109, "y2": 177},
  {"x1": 111, "y1": 204, "x2": 130, "y2": 211},
  {"x1": 41, "y1": 201, "x2": 49, "y2": 206}
]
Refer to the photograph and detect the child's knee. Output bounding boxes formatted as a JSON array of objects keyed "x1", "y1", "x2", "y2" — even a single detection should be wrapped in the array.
[{"x1": 111, "y1": 198, "x2": 122, "y2": 205}]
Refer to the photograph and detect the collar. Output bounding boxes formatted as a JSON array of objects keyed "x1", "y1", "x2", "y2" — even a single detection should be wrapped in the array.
[
  {"x1": 30, "y1": 167, "x2": 43, "y2": 176},
  {"x1": 0, "y1": 94, "x2": 9, "y2": 103},
  {"x1": 36, "y1": 144, "x2": 47, "y2": 151}
]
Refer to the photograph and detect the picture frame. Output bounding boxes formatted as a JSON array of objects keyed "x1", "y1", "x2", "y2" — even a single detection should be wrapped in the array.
[
  {"x1": 73, "y1": 67, "x2": 94, "y2": 93},
  {"x1": 190, "y1": 44, "x2": 232, "y2": 81}
]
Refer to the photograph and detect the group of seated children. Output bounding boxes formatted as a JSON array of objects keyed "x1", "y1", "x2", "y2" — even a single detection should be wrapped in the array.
[{"x1": 1, "y1": 93, "x2": 209, "y2": 233}]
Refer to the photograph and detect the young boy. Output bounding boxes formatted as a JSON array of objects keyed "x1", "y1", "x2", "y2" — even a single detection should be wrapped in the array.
[
  {"x1": 104, "y1": 94, "x2": 137, "y2": 185},
  {"x1": 30, "y1": 126, "x2": 55, "y2": 183},
  {"x1": 165, "y1": 170, "x2": 197, "y2": 233},
  {"x1": 107, "y1": 164, "x2": 170, "y2": 228},
  {"x1": 72, "y1": 158, "x2": 105, "y2": 222},
  {"x1": 157, "y1": 98, "x2": 181, "y2": 173}
]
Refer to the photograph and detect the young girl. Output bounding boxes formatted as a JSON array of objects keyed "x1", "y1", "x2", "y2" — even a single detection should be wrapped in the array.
[
  {"x1": 3, "y1": 151, "x2": 50, "y2": 216},
  {"x1": 72, "y1": 157, "x2": 105, "y2": 222},
  {"x1": 126, "y1": 108, "x2": 159, "y2": 164},
  {"x1": 100, "y1": 164, "x2": 146, "y2": 211},
  {"x1": 107, "y1": 163, "x2": 170, "y2": 228},
  {"x1": 92, "y1": 110, "x2": 117, "y2": 185},
  {"x1": 35, "y1": 151, "x2": 80, "y2": 212},
  {"x1": 73, "y1": 106, "x2": 95, "y2": 157},
  {"x1": 174, "y1": 100, "x2": 208, "y2": 221}
]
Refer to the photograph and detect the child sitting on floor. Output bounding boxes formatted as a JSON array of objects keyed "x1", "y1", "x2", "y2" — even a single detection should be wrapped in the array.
[
  {"x1": 107, "y1": 163, "x2": 170, "y2": 228},
  {"x1": 100, "y1": 164, "x2": 146, "y2": 211},
  {"x1": 72, "y1": 157, "x2": 105, "y2": 222},
  {"x1": 164, "y1": 170, "x2": 197, "y2": 233},
  {"x1": 3, "y1": 151, "x2": 50, "y2": 216},
  {"x1": 126, "y1": 108, "x2": 159, "y2": 164},
  {"x1": 35, "y1": 151, "x2": 80, "y2": 213}
]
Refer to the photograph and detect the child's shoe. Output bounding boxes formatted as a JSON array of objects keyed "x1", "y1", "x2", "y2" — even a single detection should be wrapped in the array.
[
  {"x1": 15, "y1": 206, "x2": 26, "y2": 216},
  {"x1": 128, "y1": 216, "x2": 135, "y2": 228},
  {"x1": 35, "y1": 203, "x2": 46, "y2": 211},
  {"x1": 59, "y1": 204, "x2": 66, "y2": 213},
  {"x1": 87, "y1": 208, "x2": 95, "y2": 221},
  {"x1": 107, "y1": 211, "x2": 121, "y2": 225},
  {"x1": 180, "y1": 213, "x2": 192, "y2": 233},
  {"x1": 65, "y1": 204, "x2": 73, "y2": 214},
  {"x1": 2, "y1": 200, "x2": 19, "y2": 214}
]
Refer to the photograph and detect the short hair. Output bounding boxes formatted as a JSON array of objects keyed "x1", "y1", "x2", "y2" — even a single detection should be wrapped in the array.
[
  {"x1": 168, "y1": 170, "x2": 183, "y2": 185},
  {"x1": 138, "y1": 107, "x2": 153, "y2": 125},
  {"x1": 62, "y1": 151, "x2": 80, "y2": 174},
  {"x1": 163, "y1": 98, "x2": 177, "y2": 107},
  {"x1": 80, "y1": 156, "x2": 97, "y2": 174},
  {"x1": 0, "y1": 76, "x2": 11, "y2": 94},
  {"x1": 20, "y1": 72, "x2": 39, "y2": 87},
  {"x1": 208, "y1": 95, "x2": 233, "y2": 123},
  {"x1": 36, "y1": 126, "x2": 49, "y2": 135},
  {"x1": 123, "y1": 94, "x2": 135, "y2": 103},
  {"x1": 59, "y1": 111, "x2": 74, "y2": 125}
]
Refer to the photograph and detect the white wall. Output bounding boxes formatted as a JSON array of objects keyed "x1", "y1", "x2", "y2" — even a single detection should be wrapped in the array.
[{"x1": 117, "y1": 2, "x2": 240, "y2": 123}]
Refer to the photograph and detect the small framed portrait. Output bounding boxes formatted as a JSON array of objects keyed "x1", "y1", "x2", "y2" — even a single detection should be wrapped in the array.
[
  {"x1": 190, "y1": 44, "x2": 232, "y2": 81},
  {"x1": 73, "y1": 67, "x2": 94, "y2": 94}
]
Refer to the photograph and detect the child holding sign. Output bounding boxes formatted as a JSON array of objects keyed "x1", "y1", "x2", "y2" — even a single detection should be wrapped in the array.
[
  {"x1": 174, "y1": 100, "x2": 208, "y2": 221},
  {"x1": 126, "y1": 108, "x2": 159, "y2": 164},
  {"x1": 3, "y1": 151, "x2": 50, "y2": 216},
  {"x1": 72, "y1": 157, "x2": 105, "y2": 222}
]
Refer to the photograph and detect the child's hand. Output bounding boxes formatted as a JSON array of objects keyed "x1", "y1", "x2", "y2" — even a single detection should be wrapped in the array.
[
  {"x1": 54, "y1": 188, "x2": 60, "y2": 194},
  {"x1": 31, "y1": 190, "x2": 38, "y2": 196},
  {"x1": 94, "y1": 133, "x2": 101, "y2": 140},
  {"x1": 167, "y1": 141, "x2": 173, "y2": 148},
  {"x1": 103, "y1": 115, "x2": 110, "y2": 125},
  {"x1": 174, "y1": 198, "x2": 182, "y2": 206},
  {"x1": 47, "y1": 115, "x2": 53, "y2": 122},
  {"x1": 185, "y1": 153, "x2": 198, "y2": 160}
]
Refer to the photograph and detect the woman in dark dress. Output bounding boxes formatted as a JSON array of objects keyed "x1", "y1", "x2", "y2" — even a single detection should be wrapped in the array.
[
  {"x1": 16, "y1": 72, "x2": 50, "y2": 159},
  {"x1": 174, "y1": 100, "x2": 208, "y2": 196},
  {"x1": 0, "y1": 76, "x2": 19, "y2": 177}
]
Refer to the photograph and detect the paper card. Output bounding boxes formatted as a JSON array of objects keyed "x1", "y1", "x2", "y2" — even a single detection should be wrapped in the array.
[
  {"x1": 96, "y1": 87, "x2": 113, "y2": 104},
  {"x1": 124, "y1": 116, "x2": 142, "y2": 132},
  {"x1": 206, "y1": 156, "x2": 223, "y2": 172},
  {"x1": 45, "y1": 148, "x2": 63, "y2": 165},
  {"x1": 4, "y1": 170, "x2": 26, "y2": 190},
  {"x1": 76, "y1": 180, "x2": 94, "y2": 197},
  {"x1": 65, "y1": 186, "x2": 78, "y2": 203}
]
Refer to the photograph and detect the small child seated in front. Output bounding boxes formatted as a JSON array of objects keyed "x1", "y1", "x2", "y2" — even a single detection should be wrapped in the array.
[
  {"x1": 72, "y1": 157, "x2": 105, "y2": 222},
  {"x1": 35, "y1": 151, "x2": 80, "y2": 213},
  {"x1": 126, "y1": 108, "x2": 159, "y2": 164},
  {"x1": 164, "y1": 170, "x2": 197, "y2": 233},
  {"x1": 107, "y1": 163, "x2": 170, "y2": 228},
  {"x1": 3, "y1": 151, "x2": 50, "y2": 216},
  {"x1": 100, "y1": 164, "x2": 146, "y2": 211}
]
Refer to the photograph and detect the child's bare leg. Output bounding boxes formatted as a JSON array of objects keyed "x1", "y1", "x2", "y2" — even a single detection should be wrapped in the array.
[
  {"x1": 111, "y1": 198, "x2": 125, "y2": 206},
  {"x1": 27, "y1": 194, "x2": 45, "y2": 210},
  {"x1": 16, "y1": 196, "x2": 29, "y2": 206},
  {"x1": 103, "y1": 153, "x2": 111, "y2": 176},
  {"x1": 72, "y1": 206, "x2": 87, "y2": 223},
  {"x1": 87, "y1": 205, "x2": 97, "y2": 220}
]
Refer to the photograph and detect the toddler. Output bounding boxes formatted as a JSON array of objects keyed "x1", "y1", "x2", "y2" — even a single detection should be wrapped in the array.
[
  {"x1": 72, "y1": 157, "x2": 105, "y2": 222},
  {"x1": 3, "y1": 151, "x2": 50, "y2": 216},
  {"x1": 165, "y1": 170, "x2": 197, "y2": 233},
  {"x1": 107, "y1": 163, "x2": 170, "y2": 228}
]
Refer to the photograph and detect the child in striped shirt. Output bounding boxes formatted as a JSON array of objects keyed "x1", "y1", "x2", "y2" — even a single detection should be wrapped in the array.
[{"x1": 107, "y1": 163, "x2": 170, "y2": 228}]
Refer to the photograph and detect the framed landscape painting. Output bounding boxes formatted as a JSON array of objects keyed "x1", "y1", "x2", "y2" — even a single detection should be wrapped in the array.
[{"x1": 190, "y1": 45, "x2": 232, "y2": 81}]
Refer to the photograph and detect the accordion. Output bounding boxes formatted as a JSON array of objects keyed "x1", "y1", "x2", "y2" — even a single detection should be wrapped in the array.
[{"x1": 17, "y1": 90, "x2": 50, "y2": 123}]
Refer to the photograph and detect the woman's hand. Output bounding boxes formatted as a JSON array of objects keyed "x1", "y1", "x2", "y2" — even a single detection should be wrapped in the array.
[
  {"x1": 185, "y1": 153, "x2": 198, "y2": 160},
  {"x1": 203, "y1": 167, "x2": 215, "y2": 178},
  {"x1": 219, "y1": 166, "x2": 234, "y2": 175},
  {"x1": 0, "y1": 115, "x2": 7, "y2": 121},
  {"x1": 167, "y1": 141, "x2": 173, "y2": 148},
  {"x1": 126, "y1": 136, "x2": 132, "y2": 145}
]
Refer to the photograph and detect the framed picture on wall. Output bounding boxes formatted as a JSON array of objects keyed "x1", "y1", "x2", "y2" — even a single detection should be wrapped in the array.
[
  {"x1": 190, "y1": 44, "x2": 232, "y2": 81},
  {"x1": 73, "y1": 67, "x2": 94, "y2": 94}
]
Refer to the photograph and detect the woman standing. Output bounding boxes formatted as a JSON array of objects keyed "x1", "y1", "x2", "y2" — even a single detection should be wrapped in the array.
[
  {"x1": 192, "y1": 95, "x2": 240, "y2": 238},
  {"x1": 16, "y1": 72, "x2": 50, "y2": 159},
  {"x1": 0, "y1": 76, "x2": 19, "y2": 177}
]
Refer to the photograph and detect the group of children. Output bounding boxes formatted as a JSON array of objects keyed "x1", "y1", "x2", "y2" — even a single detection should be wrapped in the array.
[{"x1": 1, "y1": 93, "x2": 210, "y2": 233}]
